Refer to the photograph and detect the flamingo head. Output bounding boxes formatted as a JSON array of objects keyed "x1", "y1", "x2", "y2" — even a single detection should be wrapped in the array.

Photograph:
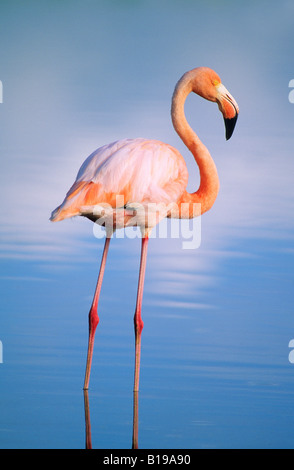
[{"x1": 190, "y1": 67, "x2": 239, "y2": 140}]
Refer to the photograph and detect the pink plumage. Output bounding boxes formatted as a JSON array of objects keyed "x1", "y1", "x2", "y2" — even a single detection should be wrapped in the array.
[{"x1": 50, "y1": 138, "x2": 189, "y2": 227}]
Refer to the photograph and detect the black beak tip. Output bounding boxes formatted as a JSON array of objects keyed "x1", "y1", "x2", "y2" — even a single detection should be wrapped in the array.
[{"x1": 224, "y1": 114, "x2": 238, "y2": 140}]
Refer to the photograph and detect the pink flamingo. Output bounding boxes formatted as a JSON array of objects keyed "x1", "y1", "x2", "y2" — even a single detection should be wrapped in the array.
[{"x1": 50, "y1": 67, "x2": 239, "y2": 391}]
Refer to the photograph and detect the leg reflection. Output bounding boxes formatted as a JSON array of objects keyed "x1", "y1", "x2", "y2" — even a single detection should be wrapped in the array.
[
  {"x1": 83, "y1": 389, "x2": 140, "y2": 449},
  {"x1": 132, "y1": 391, "x2": 139, "y2": 449},
  {"x1": 83, "y1": 389, "x2": 92, "y2": 449}
]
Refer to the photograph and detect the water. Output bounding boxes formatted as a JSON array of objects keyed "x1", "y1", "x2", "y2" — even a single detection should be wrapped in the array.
[
  {"x1": 1, "y1": 233, "x2": 294, "y2": 449},
  {"x1": 1, "y1": 0, "x2": 294, "y2": 449}
]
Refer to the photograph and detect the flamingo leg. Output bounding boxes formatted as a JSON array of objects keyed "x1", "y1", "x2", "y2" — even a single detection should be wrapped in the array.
[
  {"x1": 133, "y1": 236, "x2": 149, "y2": 392},
  {"x1": 83, "y1": 236, "x2": 111, "y2": 390}
]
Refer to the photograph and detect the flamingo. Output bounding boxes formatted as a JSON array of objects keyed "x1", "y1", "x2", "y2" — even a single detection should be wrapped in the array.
[{"x1": 50, "y1": 67, "x2": 239, "y2": 392}]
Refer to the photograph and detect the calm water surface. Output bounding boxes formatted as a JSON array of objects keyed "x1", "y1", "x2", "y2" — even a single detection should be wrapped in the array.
[{"x1": 1, "y1": 235, "x2": 294, "y2": 449}]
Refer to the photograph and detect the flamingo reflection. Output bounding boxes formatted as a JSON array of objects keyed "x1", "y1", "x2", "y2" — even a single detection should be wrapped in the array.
[
  {"x1": 83, "y1": 390, "x2": 93, "y2": 449},
  {"x1": 83, "y1": 390, "x2": 139, "y2": 449}
]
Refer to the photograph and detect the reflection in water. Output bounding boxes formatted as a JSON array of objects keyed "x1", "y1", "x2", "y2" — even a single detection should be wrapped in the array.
[
  {"x1": 83, "y1": 390, "x2": 92, "y2": 449},
  {"x1": 83, "y1": 390, "x2": 139, "y2": 449},
  {"x1": 132, "y1": 391, "x2": 139, "y2": 449}
]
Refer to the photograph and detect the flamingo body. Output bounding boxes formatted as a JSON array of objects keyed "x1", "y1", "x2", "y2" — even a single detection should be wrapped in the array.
[{"x1": 50, "y1": 138, "x2": 189, "y2": 231}]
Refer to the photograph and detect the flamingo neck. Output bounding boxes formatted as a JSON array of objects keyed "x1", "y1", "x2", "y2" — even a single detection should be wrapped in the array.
[{"x1": 171, "y1": 72, "x2": 220, "y2": 216}]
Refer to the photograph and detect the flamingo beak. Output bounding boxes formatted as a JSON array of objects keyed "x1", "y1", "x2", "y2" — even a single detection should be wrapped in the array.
[
  {"x1": 224, "y1": 113, "x2": 238, "y2": 141},
  {"x1": 216, "y1": 83, "x2": 239, "y2": 140}
]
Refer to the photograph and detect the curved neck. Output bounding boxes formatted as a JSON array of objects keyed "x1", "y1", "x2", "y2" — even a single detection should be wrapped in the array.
[{"x1": 171, "y1": 72, "x2": 220, "y2": 216}]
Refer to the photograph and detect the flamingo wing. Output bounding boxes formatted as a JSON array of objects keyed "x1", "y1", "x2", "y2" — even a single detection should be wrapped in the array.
[{"x1": 50, "y1": 138, "x2": 188, "y2": 222}]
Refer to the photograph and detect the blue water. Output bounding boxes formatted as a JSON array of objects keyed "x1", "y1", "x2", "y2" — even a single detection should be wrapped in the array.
[{"x1": 1, "y1": 233, "x2": 294, "y2": 449}]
